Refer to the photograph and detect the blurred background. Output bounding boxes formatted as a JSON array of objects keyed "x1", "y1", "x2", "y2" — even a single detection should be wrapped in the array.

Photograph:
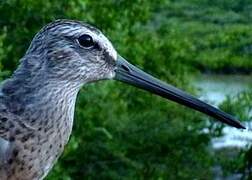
[{"x1": 0, "y1": 0, "x2": 252, "y2": 179}]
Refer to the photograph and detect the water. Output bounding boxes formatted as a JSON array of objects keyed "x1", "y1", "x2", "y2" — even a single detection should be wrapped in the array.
[
  {"x1": 193, "y1": 74, "x2": 252, "y2": 105},
  {"x1": 193, "y1": 74, "x2": 252, "y2": 149}
]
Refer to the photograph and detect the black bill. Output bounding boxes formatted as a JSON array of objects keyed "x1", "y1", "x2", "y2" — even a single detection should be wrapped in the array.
[{"x1": 114, "y1": 55, "x2": 245, "y2": 129}]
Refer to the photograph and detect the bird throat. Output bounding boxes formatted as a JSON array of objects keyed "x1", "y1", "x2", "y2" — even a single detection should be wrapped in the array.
[{"x1": 2, "y1": 73, "x2": 81, "y2": 179}]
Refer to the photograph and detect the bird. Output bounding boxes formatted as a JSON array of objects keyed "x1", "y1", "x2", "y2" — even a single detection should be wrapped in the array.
[{"x1": 0, "y1": 19, "x2": 245, "y2": 180}]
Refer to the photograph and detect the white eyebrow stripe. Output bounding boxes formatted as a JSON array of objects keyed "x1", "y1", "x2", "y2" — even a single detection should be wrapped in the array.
[
  {"x1": 98, "y1": 34, "x2": 117, "y2": 60},
  {"x1": 60, "y1": 28, "x2": 97, "y2": 39}
]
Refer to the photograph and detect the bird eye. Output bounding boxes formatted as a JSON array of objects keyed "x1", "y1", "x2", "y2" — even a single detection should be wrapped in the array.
[{"x1": 77, "y1": 34, "x2": 95, "y2": 48}]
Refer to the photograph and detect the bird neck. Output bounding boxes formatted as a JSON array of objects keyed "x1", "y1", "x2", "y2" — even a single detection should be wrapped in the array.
[
  {"x1": 2, "y1": 70, "x2": 81, "y2": 129},
  {"x1": 1, "y1": 70, "x2": 82, "y2": 179}
]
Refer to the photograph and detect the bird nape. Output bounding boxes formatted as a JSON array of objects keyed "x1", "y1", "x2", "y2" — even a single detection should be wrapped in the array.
[{"x1": 0, "y1": 19, "x2": 245, "y2": 180}]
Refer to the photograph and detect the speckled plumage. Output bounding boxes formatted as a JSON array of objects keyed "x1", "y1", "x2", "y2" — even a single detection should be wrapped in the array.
[{"x1": 0, "y1": 20, "x2": 117, "y2": 180}]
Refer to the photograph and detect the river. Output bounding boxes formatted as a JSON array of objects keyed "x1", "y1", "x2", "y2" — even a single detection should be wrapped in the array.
[{"x1": 193, "y1": 74, "x2": 252, "y2": 149}]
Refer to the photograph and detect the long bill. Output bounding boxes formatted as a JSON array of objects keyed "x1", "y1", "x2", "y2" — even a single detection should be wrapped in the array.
[{"x1": 114, "y1": 55, "x2": 245, "y2": 129}]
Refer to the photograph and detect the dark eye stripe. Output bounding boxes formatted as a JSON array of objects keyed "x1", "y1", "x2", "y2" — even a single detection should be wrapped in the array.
[{"x1": 93, "y1": 42, "x2": 102, "y2": 51}]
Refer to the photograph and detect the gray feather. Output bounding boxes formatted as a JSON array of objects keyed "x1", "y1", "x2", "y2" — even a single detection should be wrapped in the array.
[{"x1": 0, "y1": 19, "x2": 117, "y2": 179}]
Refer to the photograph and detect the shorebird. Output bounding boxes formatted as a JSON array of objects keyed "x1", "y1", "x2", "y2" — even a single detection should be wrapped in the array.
[{"x1": 0, "y1": 19, "x2": 245, "y2": 180}]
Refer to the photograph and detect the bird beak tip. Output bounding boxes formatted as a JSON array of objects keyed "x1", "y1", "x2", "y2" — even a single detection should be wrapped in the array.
[{"x1": 115, "y1": 56, "x2": 244, "y2": 130}]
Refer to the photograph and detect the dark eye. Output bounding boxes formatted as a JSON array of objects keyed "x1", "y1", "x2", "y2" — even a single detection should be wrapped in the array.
[{"x1": 77, "y1": 34, "x2": 95, "y2": 48}]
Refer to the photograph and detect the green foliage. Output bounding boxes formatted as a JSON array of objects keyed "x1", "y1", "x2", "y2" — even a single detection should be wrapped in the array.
[
  {"x1": 0, "y1": 0, "x2": 251, "y2": 179},
  {"x1": 155, "y1": 0, "x2": 252, "y2": 73},
  {"x1": 209, "y1": 92, "x2": 252, "y2": 178}
]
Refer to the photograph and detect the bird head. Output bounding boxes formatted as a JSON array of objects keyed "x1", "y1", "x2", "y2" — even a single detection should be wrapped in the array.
[
  {"x1": 23, "y1": 19, "x2": 244, "y2": 129},
  {"x1": 25, "y1": 20, "x2": 116, "y2": 84}
]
